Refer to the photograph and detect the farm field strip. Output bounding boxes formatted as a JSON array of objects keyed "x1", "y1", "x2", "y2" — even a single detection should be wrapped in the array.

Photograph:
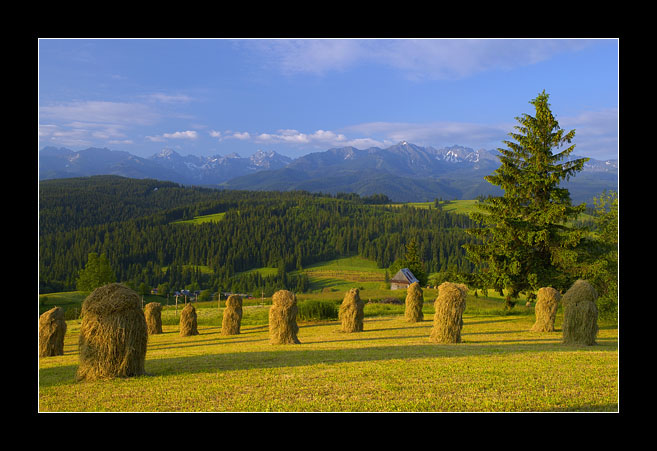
[{"x1": 38, "y1": 313, "x2": 618, "y2": 412}]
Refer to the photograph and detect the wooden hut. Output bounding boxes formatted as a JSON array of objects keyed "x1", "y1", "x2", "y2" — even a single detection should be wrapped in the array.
[{"x1": 390, "y1": 268, "x2": 419, "y2": 290}]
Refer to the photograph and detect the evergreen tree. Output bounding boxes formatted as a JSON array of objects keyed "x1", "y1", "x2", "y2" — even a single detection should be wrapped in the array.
[
  {"x1": 76, "y1": 252, "x2": 117, "y2": 291},
  {"x1": 464, "y1": 91, "x2": 588, "y2": 297}
]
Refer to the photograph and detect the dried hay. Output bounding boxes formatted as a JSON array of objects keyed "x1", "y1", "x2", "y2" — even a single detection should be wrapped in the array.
[
  {"x1": 430, "y1": 282, "x2": 467, "y2": 343},
  {"x1": 39, "y1": 306, "x2": 67, "y2": 357},
  {"x1": 269, "y1": 290, "x2": 300, "y2": 344},
  {"x1": 75, "y1": 283, "x2": 148, "y2": 381},
  {"x1": 562, "y1": 279, "x2": 599, "y2": 346},
  {"x1": 404, "y1": 282, "x2": 424, "y2": 322},
  {"x1": 144, "y1": 302, "x2": 163, "y2": 335},
  {"x1": 222, "y1": 294, "x2": 243, "y2": 335},
  {"x1": 339, "y1": 288, "x2": 365, "y2": 332},
  {"x1": 531, "y1": 287, "x2": 561, "y2": 332},
  {"x1": 179, "y1": 302, "x2": 199, "y2": 336}
]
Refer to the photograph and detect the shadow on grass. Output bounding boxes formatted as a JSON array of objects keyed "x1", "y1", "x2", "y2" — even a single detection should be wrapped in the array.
[{"x1": 39, "y1": 334, "x2": 617, "y2": 389}]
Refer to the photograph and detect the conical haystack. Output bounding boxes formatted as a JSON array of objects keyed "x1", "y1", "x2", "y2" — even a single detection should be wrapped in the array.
[
  {"x1": 430, "y1": 282, "x2": 467, "y2": 343},
  {"x1": 179, "y1": 302, "x2": 199, "y2": 336},
  {"x1": 269, "y1": 290, "x2": 300, "y2": 344},
  {"x1": 531, "y1": 287, "x2": 561, "y2": 332},
  {"x1": 339, "y1": 288, "x2": 365, "y2": 332},
  {"x1": 404, "y1": 282, "x2": 424, "y2": 322},
  {"x1": 222, "y1": 294, "x2": 243, "y2": 335},
  {"x1": 76, "y1": 283, "x2": 148, "y2": 381},
  {"x1": 562, "y1": 279, "x2": 599, "y2": 346},
  {"x1": 144, "y1": 302, "x2": 163, "y2": 335},
  {"x1": 39, "y1": 306, "x2": 67, "y2": 357}
]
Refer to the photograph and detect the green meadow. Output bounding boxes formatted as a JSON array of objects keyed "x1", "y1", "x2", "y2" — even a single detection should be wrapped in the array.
[
  {"x1": 38, "y1": 200, "x2": 616, "y2": 412},
  {"x1": 38, "y1": 302, "x2": 618, "y2": 412},
  {"x1": 38, "y1": 255, "x2": 617, "y2": 412}
]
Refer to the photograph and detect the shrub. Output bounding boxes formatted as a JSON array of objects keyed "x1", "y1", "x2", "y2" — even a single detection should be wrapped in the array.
[{"x1": 297, "y1": 300, "x2": 338, "y2": 321}]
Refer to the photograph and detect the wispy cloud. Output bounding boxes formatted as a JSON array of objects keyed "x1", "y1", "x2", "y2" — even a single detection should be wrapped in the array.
[
  {"x1": 245, "y1": 38, "x2": 595, "y2": 80},
  {"x1": 343, "y1": 120, "x2": 510, "y2": 149},
  {"x1": 560, "y1": 108, "x2": 618, "y2": 160},
  {"x1": 40, "y1": 100, "x2": 158, "y2": 125},
  {"x1": 145, "y1": 93, "x2": 194, "y2": 104}
]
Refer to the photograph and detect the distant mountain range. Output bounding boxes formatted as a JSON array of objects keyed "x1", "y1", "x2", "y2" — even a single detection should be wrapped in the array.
[{"x1": 38, "y1": 142, "x2": 618, "y2": 203}]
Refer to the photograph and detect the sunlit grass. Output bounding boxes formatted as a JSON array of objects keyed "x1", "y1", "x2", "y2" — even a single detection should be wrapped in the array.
[{"x1": 39, "y1": 310, "x2": 618, "y2": 412}]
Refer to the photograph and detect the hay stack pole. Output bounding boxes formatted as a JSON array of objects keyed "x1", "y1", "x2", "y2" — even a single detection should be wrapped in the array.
[
  {"x1": 430, "y1": 282, "x2": 467, "y2": 344},
  {"x1": 562, "y1": 279, "x2": 599, "y2": 346},
  {"x1": 76, "y1": 283, "x2": 148, "y2": 381},
  {"x1": 404, "y1": 281, "x2": 424, "y2": 322},
  {"x1": 39, "y1": 306, "x2": 67, "y2": 357},
  {"x1": 222, "y1": 294, "x2": 243, "y2": 335},
  {"x1": 530, "y1": 287, "x2": 561, "y2": 332},
  {"x1": 339, "y1": 288, "x2": 365, "y2": 332},
  {"x1": 179, "y1": 302, "x2": 199, "y2": 336},
  {"x1": 144, "y1": 302, "x2": 163, "y2": 335},
  {"x1": 269, "y1": 290, "x2": 300, "y2": 344}
]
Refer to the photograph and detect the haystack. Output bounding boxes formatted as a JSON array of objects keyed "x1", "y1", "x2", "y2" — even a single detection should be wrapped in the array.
[
  {"x1": 179, "y1": 302, "x2": 199, "y2": 336},
  {"x1": 39, "y1": 306, "x2": 67, "y2": 357},
  {"x1": 269, "y1": 290, "x2": 300, "y2": 344},
  {"x1": 531, "y1": 287, "x2": 561, "y2": 332},
  {"x1": 222, "y1": 294, "x2": 243, "y2": 335},
  {"x1": 339, "y1": 288, "x2": 364, "y2": 332},
  {"x1": 562, "y1": 279, "x2": 599, "y2": 346},
  {"x1": 76, "y1": 283, "x2": 148, "y2": 381},
  {"x1": 430, "y1": 282, "x2": 467, "y2": 343},
  {"x1": 404, "y1": 282, "x2": 424, "y2": 322},
  {"x1": 144, "y1": 302, "x2": 163, "y2": 335}
]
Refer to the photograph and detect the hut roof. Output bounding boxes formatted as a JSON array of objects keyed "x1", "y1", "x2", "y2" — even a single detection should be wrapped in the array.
[{"x1": 391, "y1": 268, "x2": 419, "y2": 284}]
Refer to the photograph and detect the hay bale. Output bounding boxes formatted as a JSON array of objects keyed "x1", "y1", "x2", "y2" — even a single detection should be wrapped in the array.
[
  {"x1": 562, "y1": 279, "x2": 599, "y2": 346},
  {"x1": 179, "y1": 302, "x2": 199, "y2": 337},
  {"x1": 531, "y1": 287, "x2": 561, "y2": 332},
  {"x1": 430, "y1": 282, "x2": 468, "y2": 343},
  {"x1": 404, "y1": 282, "x2": 424, "y2": 322},
  {"x1": 339, "y1": 288, "x2": 365, "y2": 332},
  {"x1": 75, "y1": 283, "x2": 148, "y2": 381},
  {"x1": 144, "y1": 302, "x2": 163, "y2": 335},
  {"x1": 222, "y1": 294, "x2": 243, "y2": 335},
  {"x1": 269, "y1": 290, "x2": 300, "y2": 344},
  {"x1": 39, "y1": 306, "x2": 67, "y2": 357}
]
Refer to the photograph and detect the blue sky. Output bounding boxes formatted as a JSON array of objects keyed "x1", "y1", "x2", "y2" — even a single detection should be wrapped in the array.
[{"x1": 38, "y1": 38, "x2": 619, "y2": 160}]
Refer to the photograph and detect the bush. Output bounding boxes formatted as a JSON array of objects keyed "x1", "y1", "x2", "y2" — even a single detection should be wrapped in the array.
[{"x1": 297, "y1": 300, "x2": 338, "y2": 321}]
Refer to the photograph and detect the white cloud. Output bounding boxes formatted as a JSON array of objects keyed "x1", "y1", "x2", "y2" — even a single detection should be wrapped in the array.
[
  {"x1": 146, "y1": 130, "x2": 198, "y2": 142},
  {"x1": 343, "y1": 120, "x2": 510, "y2": 149},
  {"x1": 209, "y1": 130, "x2": 222, "y2": 138},
  {"x1": 163, "y1": 130, "x2": 198, "y2": 139},
  {"x1": 246, "y1": 38, "x2": 595, "y2": 80},
  {"x1": 560, "y1": 108, "x2": 618, "y2": 160},
  {"x1": 253, "y1": 128, "x2": 373, "y2": 148},
  {"x1": 40, "y1": 100, "x2": 158, "y2": 126},
  {"x1": 146, "y1": 93, "x2": 194, "y2": 103}
]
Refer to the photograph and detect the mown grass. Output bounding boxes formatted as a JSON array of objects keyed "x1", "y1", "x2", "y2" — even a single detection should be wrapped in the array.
[{"x1": 38, "y1": 309, "x2": 618, "y2": 412}]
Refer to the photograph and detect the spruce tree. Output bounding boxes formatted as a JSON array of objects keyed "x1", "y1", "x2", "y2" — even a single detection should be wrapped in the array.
[
  {"x1": 76, "y1": 252, "x2": 117, "y2": 291},
  {"x1": 464, "y1": 91, "x2": 588, "y2": 298}
]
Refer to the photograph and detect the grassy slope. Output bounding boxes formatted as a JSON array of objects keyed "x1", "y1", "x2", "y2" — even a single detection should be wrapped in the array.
[
  {"x1": 39, "y1": 309, "x2": 618, "y2": 412},
  {"x1": 39, "y1": 200, "x2": 616, "y2": 411}
]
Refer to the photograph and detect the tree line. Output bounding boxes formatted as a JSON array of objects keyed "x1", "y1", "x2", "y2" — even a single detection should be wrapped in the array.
[{"x1": 39, "y1": 177, "x2": 478, "y2": 295}]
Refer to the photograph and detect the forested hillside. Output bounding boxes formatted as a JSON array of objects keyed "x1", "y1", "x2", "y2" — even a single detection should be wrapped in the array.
[{"x1": 39, "y1": 176, "x2": 479, "y2": 294}]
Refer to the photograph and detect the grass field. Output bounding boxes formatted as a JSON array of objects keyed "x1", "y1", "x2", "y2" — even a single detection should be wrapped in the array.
[
  {"x1": 38, "y1": 304, "x2": 618, "y2": 412},
  {"x1": 171, "y1": 211, "x2": 226, "y2": 225}
]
